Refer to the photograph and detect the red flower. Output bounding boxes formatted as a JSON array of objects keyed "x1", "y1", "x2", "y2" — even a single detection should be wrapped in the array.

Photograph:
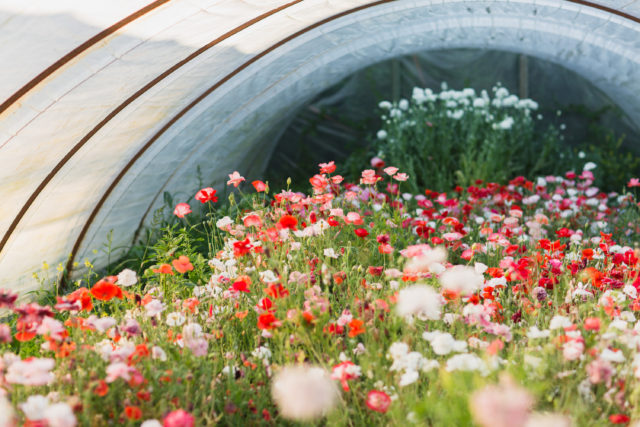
[
  {"x1": 257, "y1": 297, "x2": 273, "y2": 311},
  {"x1": 94, "y1": 380, "x2": 109, "y2": 396},
  {"x1": 264, "y1": 283, "x2": 289, "y2": 299},
  {"x1": 366, "y1": 390, "x2": 391, "y2": 413},
  {"x1": 163, "y1": 409, "x2": 195, "y2": 427},
  {"x1": 278, "y1": 215, "x2": 298, "y2": 230},
  {"x1": 231, "y1": 280, "x2": 250, "y2": 293},
  {"x1": 0, "y1": 289, "x2": 18, "y2": 309},
  {"x1": 172, "y1": 256, "x2": 194, "y2": 274},
  {"x1": 584, "y1": 317, "x2": 601, "y2": 331},
  {"x1": 319, "y1": 161, "x2": 336, "y2": 174},
  {"x1": 173, "y1": 203, "x2": 192, "y2": 218},
  {"x1": 252, "y1": 180, "x2": 267, "y2": 192},
  {"x1": 257, "y1": 313, "x2": 279, "y2": 330},
  {"x1": 609, "y1": 414, "x2": 630, "y2": 424},
  {"x1": 195, "y1": 187, "x2": 218, "y2": 203},
  {"x1": 354, "y1": 228, "x2": 369, "y2": 238},
  {"x1": 90, "y1": 276, "x2": 123, "y2": 301},
  {"x1": 233, "y1": 238, "x2": 252, "y2": 257},
  {"x1": 348, "y1": 318, "x2": 365, "y2": 337},
  {"x1": 60, "y1": 287, "x2": 93, "y2": 311},
  {"x1": 124, "y1": 406, "x2": 142, "y2": 420},
  {"x1": 153, "y1": 264, "x2": 174, "y2": 275}
]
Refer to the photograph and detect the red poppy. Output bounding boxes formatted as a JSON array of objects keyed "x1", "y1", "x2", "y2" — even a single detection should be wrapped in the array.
[
  {"x1": 354, "y1": 228, "x2": 369, "y2": 238},
  {"x1": 278, "y1": 215, "x2": 298, "y2": 230},
  {"x1": 584, "y1": 317, "x2": 601, "y2": 331},
  {"x1": 366, "y1": 390, "x2": 391, "y2": 413},
  {"x1": 195, "y1": 187, "x2": 218, "y2": 203},
  {"x1": 90, "y1": 276, "x2": 123, "y2": 301},
  {"x1": 172, "y1": 256, "x2": 194, "y2": 274},
  {"x1": 257, "y1": 313, "x2": 279, "y2": 330},
  {"x1": 231, "y1": 280, "x2": 250, "y2": 293},
  {"x1": 124, "y1": 406, "x2": 142, "y2": 420},
  {"x1": 233, "y1": 238, "x2": 252, "y2": 257},
  {"x1": 152, "y1": 264, "x2": 174, "y2": 275},
  {"x1": 257, "y1": 297, "x2": 273, "y2": 311},
  {"x1": 94, "y1": 380, "x2": 109, "y2": 397},
  {"x1": 609, "y1": 414, "x2": 630, "y2": 424},
  {"x1": 64, "y1": 287, "x2": 93, "y2": 311}
]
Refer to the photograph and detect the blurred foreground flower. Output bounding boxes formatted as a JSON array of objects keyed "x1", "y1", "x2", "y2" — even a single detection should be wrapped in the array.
[
  {"x1": 470, "y1": 374, "x2": 533, "y2": 427},
  {"x1": 271, "y1": 365, "x2": 339, "y2": 421}
]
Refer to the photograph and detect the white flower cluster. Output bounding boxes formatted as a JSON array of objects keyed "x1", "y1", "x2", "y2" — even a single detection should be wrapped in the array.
[{"x1": 387, "y1": 342, "x2": 439, "y2": 387}]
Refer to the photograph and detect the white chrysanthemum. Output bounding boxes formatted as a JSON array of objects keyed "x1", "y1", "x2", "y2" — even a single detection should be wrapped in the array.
[
  {"x1": 439, "y1": 265, "x2": 484, "y2": 295},
  {"x1": 271, "y1": 365, "x2": 339, "y2": 421},
  {"x1": 44, "y1": 402, "x2": 77, "y2": 427},
  {"x1": 117, "y1": 268, "x2": 137, "y2": 287},
  {"x1": 396, "y1": 285, "x2": 442, "y2": 319}
]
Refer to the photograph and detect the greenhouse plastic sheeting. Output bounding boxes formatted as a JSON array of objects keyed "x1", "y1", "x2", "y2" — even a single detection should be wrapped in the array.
[{"x1": 1, "y1": 0, "x2": 640, "y2": 295}]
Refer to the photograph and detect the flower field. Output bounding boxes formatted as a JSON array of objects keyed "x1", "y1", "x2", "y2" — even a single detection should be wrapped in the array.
[{"x1": 1, "y1": 158, "x2": 640, "y2": 426}]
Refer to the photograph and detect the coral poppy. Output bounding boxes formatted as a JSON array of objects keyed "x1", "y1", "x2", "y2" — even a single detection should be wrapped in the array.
[
  {"x1": 153, "y1": 264, "x2": 174, "y2": 275},
  {"x1": 319, "y1": 161, "x2": 336, "y2": 174},
  {"x1": 172, "y1": 256, "x2": 194, "y2": 274},
  {"x1": 252, "y1": 180, "x2": 267, "y2": 192}
]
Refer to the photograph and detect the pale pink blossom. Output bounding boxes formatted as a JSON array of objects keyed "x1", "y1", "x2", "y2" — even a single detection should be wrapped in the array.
[
  {"x1": 470, "y1": 374, "x2": 534, "y2": 427},
  {"x1": 227, "y1": 171, "x2": 245, "y2": 187},
  {"x1": 6, "y1": 358, "x2": 55, "y2": 386},
  {"x1": 271, "y1": 365, "x2": 338, "y2": 421},
  {"x1": 383, "y1": 166, "x2": 399, "y2": 176},
  {"x1": 393, "y1": 173, "x2": 409, "y2": 182}
]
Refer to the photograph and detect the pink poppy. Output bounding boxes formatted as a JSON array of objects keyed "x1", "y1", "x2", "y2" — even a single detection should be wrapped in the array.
[
  {"x1": 173, "y1": 203, "x2": 192, "y2": 218},
  {"x1": 227, "y1": 171, "x2": 245, "y2": 187}
]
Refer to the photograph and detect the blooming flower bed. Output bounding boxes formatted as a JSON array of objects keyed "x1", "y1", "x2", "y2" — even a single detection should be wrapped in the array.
[{"x1": 1, "y1": 160, "x2": 640, "y2": 426}]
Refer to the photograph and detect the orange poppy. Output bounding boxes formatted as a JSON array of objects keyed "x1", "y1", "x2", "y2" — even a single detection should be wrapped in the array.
[
  {"x1": 348, "y1": 319, "x2": 365, "y2": 337},
  {"x1": 172, "y1": 256, "x2": 194, "y2": 274}
]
